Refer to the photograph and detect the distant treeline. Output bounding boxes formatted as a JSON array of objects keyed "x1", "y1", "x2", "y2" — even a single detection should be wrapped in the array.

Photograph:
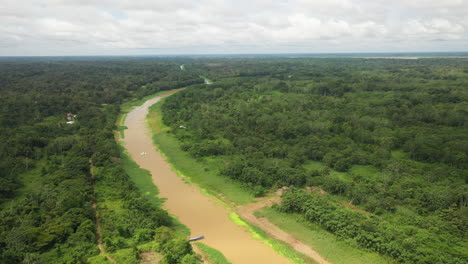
[{"x1": 162, "y1": 58, "x2": 468, "y2": 263}]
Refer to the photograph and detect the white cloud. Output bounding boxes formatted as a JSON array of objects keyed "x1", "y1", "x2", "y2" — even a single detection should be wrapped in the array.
[{"x1": 0, "y1": 0, "x2": 467, "y2": 55}]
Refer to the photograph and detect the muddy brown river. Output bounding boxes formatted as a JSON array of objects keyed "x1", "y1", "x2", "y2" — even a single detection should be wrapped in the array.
[{"x1": 122, "y1": 90, "x2": 292, "y2": 264}]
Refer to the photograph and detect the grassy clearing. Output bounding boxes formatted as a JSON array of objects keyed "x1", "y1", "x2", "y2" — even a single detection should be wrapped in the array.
[
  {"x1": 348, "y1": 165, "x2": 384, "y2": 181},
  {"x1": 195, "y1": 243, "x2": 232, "y2": 264},
  {"x1": 304, "y1": 160, "x2": 387, "y2": 183},
  {"x1": 228, "y1": 213, "x2": 315, "y2": 264},
  {"x1": 391, "y1": 150, "x2": 408, "y2": 159},
  {"x1": 303, "y1": 160, "x2": 350, "y2": 181},
  {"x1": 303, "y1": 160, "x2": 324, "y2": 171},
  {"x1": 257, "y1": 207, "x2": 393, "y2": 264},
  {"x1": 147, "y1": 100, "x2": 254, "y2": 205},
  {"x1": 17, "y1": 160, "x2": 45, "y2": 196},
  {"x1": 304, "y1": 152, "x2": 417, "y2": 184}
]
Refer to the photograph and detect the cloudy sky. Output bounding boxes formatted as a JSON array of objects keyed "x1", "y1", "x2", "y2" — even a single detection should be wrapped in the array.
[{"x1": 1, "y1": 0, "x2": 467, "y2": 56}]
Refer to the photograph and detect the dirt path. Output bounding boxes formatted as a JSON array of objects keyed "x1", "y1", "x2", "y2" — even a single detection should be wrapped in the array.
[
  {"x1": 90, "y1": 162, "x2": 118, "y2": 264},
  {"x1": 236, "y1": 195, "x2": 331, "y2": 264}
]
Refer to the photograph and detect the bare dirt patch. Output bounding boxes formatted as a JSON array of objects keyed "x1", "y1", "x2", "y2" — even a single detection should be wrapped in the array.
[{"x1": 140, "y1": 252, "x2": 162, "y2": 264}]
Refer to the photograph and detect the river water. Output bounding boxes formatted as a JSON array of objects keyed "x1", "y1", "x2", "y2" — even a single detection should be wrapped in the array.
[{"x1": 122, "y1": 90, "x2": 291, "y2": 264}]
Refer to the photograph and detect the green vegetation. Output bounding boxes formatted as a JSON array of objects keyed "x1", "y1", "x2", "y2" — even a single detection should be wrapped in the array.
[
  {"x1": 1, "y1": 56, "x2": 467, "y2": 263},
  {"x1": 93, "y1": 145, "x2": 173, "y2": 256},
  {"x1": 118, "y1": 133, "x2": 190, "y2": 239},
  {"x1": 156, "y1": 232, "x2": 200, "y2": 264},
  {"x1": 228, "y1": 213, "x2": 314, "y2": 264},
  {"x1": 88, "y1": 255, "x2": 113, "y2": 264},
  {"x1": 195, "y1": 243, "x2": 231, "y2": 264},
  {"x1": 117, "y1": 125, "x2": 128, "y2": 138},
  {"x1": 0, "y1": 58, "x2": 202, "y2": 263},
  {"x1": 280, "y1": 188, "x2": 467, "y2": 263},
  {"x1": 109, "y1": 248, "x2": 140, "y2": 264},
  {"x1": 148, "y1": 100, "x2": 255, "y2": 205},
  {"x1": 120, "y1": 151, "x2": 165, "y2": 207},
  {"x1": 159, "y1": 57, "x2": 468, "y2": 263},
  {"x1": 257, "y1": 207, "x2": 392, "y2": 264}
]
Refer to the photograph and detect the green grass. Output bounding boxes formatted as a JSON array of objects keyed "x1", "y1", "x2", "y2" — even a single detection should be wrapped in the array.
[
  {"x1": 120, "y1": 149, "x2": 165, "y2": 207},
  {"x1": 348, "y1": 165, "x2": 384, "y2": 181},
  {"x1": 391, "y1": 150, "x2": 408, "y2": 159},
  {"x1": 87, "y1": 255, "x2": 113, "y2": 264},
  {"x1": 117, "y1": 125, "x2": 128, "y2": 138},
  {"x1": 271, "y1": 90, "x2": 285, "y2": 96},
  {"x1": 330, "y1": 170, "x2": 350, "y2": 181},
  {"x1": 303, "y1": 160, "x2": 351, "y2": 181},
  {"x1": 195, "y1": 243, "x2": 232, "y2": 264},
  {"x1": 303, "y1": 160, "x2": 325, "y2": 171},
  {"x1": 228, "y1": 213, "x2": 315, "y2": 264},
  {"x1": 17, "y1": 160, "x2": 46, "y2": 196},
  {"x1": 110, "y1": 248, "x2": 139, "y2": 264},
  {"x1": 304, "y1": 160, "x2": 388, "y2": 183},
  {"x1": 257, "y1": 207, "x2": 394, "y2": 264},
  {"x1": 147, "y1": 99, "x2": 254, "y2": 205}
]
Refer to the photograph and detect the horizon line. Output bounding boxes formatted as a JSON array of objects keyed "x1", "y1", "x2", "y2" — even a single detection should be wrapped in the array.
[{"x1": 1, "y1": 51, "x2": 468, "y2": 58}]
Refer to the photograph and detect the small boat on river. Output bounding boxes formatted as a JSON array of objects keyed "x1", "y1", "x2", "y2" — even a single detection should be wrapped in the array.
[{"x1": 188, "y1": 235, "x2": 205, "y2": 242}]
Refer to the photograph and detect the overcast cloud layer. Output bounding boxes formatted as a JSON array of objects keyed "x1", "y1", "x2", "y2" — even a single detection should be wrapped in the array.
[{"x1": 1, "y1": 0, "x2": 467, "y2": 55}]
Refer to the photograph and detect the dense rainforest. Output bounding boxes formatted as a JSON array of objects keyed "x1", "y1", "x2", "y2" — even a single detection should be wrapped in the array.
[
  {"x1": 0, "y1": 57, "x2": 202, "y2": 263},
  {"x1": 1, "y1": 56, "x2": 467, "y2": 264},
  {"x1": 161, "y1": 58, "x2": 468, "y2": 263}
]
